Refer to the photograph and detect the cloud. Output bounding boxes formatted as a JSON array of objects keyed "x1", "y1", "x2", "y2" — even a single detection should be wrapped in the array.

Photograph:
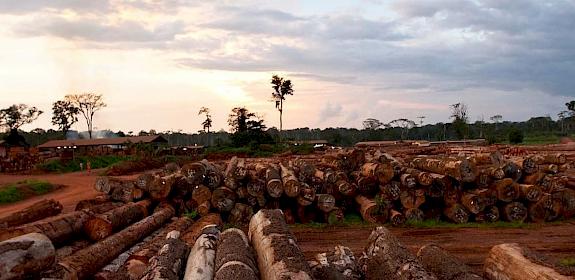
[
  {"x1": 318, "y1": 102, "x2": 343, "y2": 121},
  {"x1": 0, "y1": 0, "x2": 110, "y2": 14},
  {"x1": 15, "y1": 16, "x2": 186, "y2": 43}
]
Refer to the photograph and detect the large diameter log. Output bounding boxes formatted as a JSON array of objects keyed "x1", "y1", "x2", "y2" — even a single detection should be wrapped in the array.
[
  {"x1": 417, "y1": 244, "x2": 482, "y2": 280},
  {"x1": 400, "y1": 189, "x2": 426, "y2": 209},
  {"x1": 281, "y1": 163, "x2": 300, "y2": 198},
  {"x1": 192, "y1": 185, "x2": 212, "y2": 205},
  {"x1": 110, "y1": 181, "x2": 144, "y2": 203},
  {"x1": 0, "y1": 233, "x2": 56, "y2": 280},
  {"x1": 360, "y1": 162, "x2": 394, "y2": 185},
  {"x1": 484, "y1": 243, "x2": 570, "y2": 280},
  {"x1": 411, "y1": 157, "x2": 477, "y2": 182},
  {"x1": 53, "y1": 205, "x2": 175, "y2": 280},
  {"x1": 229, "y1": 203, "x2": 254, "y2": 225},
  {"x1": 247, "y1": 177, "x2": 266, "y2": 197},
  {"x1": 83, "y1": 200, "x2": 151, "y2": 241},
  {"x1": 310, "y1": 245, "x2": 361, "y2": 280},
  {"x1": 559, "y1": 189, "x2": 575, "y2": 219},
  {"x1": 0, "y1": 199, "x2": 63, "y2": 229},
  {"x1": 501, "y1": 202, "x2": 528, "y2": 223},
  {"x1": 181, "y1": 162, "x2": 208, "y2": 186},
  {"x1": 517, "y1": 184, "x2": 543, "y2": 202},
  {"x1": 76, "y1": 201, "x2": 124, "y2": 213},
  {"x1": 404, "y1": 208, "x2": 424, "y2": 222},
  {"x1": 146, "y1": 174, "x2": 178, "y2": 201},
  {"x1": 214, "y1": 228, "x2": 259, "y2": 280},
  {"x1": 461, "y1": 192, "x2": 484, "y2": 214},
  {"x1": 405, "y1": 168, "x2": 433, "y2": 186},
  {"x1": 297, "y1": 182, "x2": 316, "y2": 206},
  {"x1": 502, "y1": 161, "x2": 522, "y2": 182},
  {"x1": 355, "y1": 195, "x2": 388, "y2": 223},
  {"x1": 364, "y1": 226, "x2": 437, "y2": 280},
  {"x1": 181, "y1": 213, "x2": 223, "y2": 246},
  {"x1": 379, "y1": 181, "x2": 401, "y2": 201},
  {"x1": 0, "y1": 211, "x2": 90, "y2": 244},
  {"x1": 183, "y1": 225, "x2": 220, "y2": 280},
  {"x1": 211, "y1": 187, "x2": 237, "y2": 212},
  {"x1": 492, "y1": 178, "x2": 518, "y2": 202},
  {"x1": 528, "y1": 194, "x2": 562, "y2": 223},
  {"x1": 337, "y1": 179, "x2": 357, "y2": 197},
  {"x1": 224, "y1": 156, "x2": 240, "y2": 190},
  {"x1": 248, "y1": 209, "x2": 313, "y2": 280},
  {"x1": 400, "y1": 173, "x2": 418, "y2": 189},
  {"x1": 443, "y1": 204, "x2": 469, "y2": 224},
  {"x1": 519, "y1": 156, "x2": 539, "y2": 174},
  {"x1": 56, "y1": 239, "x2": 91, "y2": 260},
  {"x1": 542, "y1": 153, "x2": 567, "y2": 165},
  {"x1": 428, "y1": 173, "x2": 450, "y2": 198},
  {"x1": 317, "y1": 194, "x2": 336, "y2": 213},
  {"x1": 123, "y1": 217, "x2": 194, "y2": 280},
  {"x1": 265, "y1": 164, "x2": 284, "y2": 198},
  {"x1": 74, "y1": 195, "x2": 111, "y2": 211},
  {"x1": 476, "y1": 205, "x2": 500, "y2": 223},
  {"x1": 522, "y1": 172, "x2": 545, "y2": 185},
  {"x1": 141, "y1": 231, "x2": 190, "y2": 280},
  {"x1": 389, "y1": 209, "x2": 406, "y2": 226}
]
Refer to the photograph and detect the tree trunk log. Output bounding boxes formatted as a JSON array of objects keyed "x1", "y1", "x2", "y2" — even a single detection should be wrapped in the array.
[
  {"x1": 0, "y1": 211, "x2": 91, "y2": 244},
  {"x1": 281, "y1": 163, "x2": 300, "y2": 198},
  {"x1": 417, "y1": 244, "x2": 482, "y2": 280},
  {"x1": 181, "y1": 213, "x2": 223, "y2": 247},
  {"x1": 192, "y1": 185, "x2": 212, "y2": 205},
  {"x1": 363, "y1": 226, "x2": 437, "y2": 280},
  {"x1": 400, "y1": 173, "x2": 418, "y2": 189},
  {"x1": 355, "y1": 195, "x2": 387, "y2": 223},
  {"x1": 265, "y1": 164, "x2": 284, "y2": 198},
  {"x1": 317, "y1": 194, "x2": 336, "y2": 213},
  {"x1": 83, "y1": 200, "x2": 151, "y2": 241},
  {"x1": 141, "y1": 231, "x2": 189, "y2": 280},
  {"x1": 492, "y1": 178, "x2": 518, "y2": 202},
  {"x1": 224, "y1": 156, "x2": 240, "y2": 190},
  {"x1": 214, "y1": 228, "x2": 259, "y2": 280},
  {"x1": 461, "y1": 193, "x2": 484, "y2": 214},
  {"x1": 74, "y1": 195, "x2": 111, "y2": 211},
  {"x1": 211, "y1": 187, "x2": 236, "y2": 212},
  {"x1": 484, "y1": 243, "x2": 570, "y2": 280},
  {"x1": 52, "y1": 205, "x2": 175, "y2": 280},
  {"x1": 248, "y1": 209, "x2": 313, "y2": 280},
  {"x1": 109, "y1": 181, "x2": 144, "y2": 203},
  {"x1": 379, "y1": 181, "x2": 401, "y2": 201},
  {"x1": 337, "y1": 179, "x2": 357, "y2": 197},
  {"x1": 183, "y1": 225, "x2": 220, "y2": 280},
  {"x1": 400, "y1": 189, "x2": 426, "y2": 209},
  {"x1": 56, "y1": 239, "x2": 91, "y2": 260},
  {"x1": 229, "y1": 203, "x2": 254, "y2": 225},
  {"x1": 522, "y1": 172, "x2": 545, "y2": 185},
  {"x1": 502, "y1": 161, "x2": 522, "y2": 182},
  {"x1": 444, "y1": 204, "x2": 469, "y2": 224},
  {"x1": 528, "y1": 194, "x2": 563, "y2": 222},
  {"x1": 517, "y1": 184, "x2": 543, "y2": 202},
  {"x1": 411, "y1": 157, "x2": 477, "y2": 183},
  {"x1": 325, "y1": 207, "x2": 345, "y2": 225},
  {"x1": 145, "y1": 174, "x2": 179, "y2": 201},
  {"x1": 360, "y1": 162, "x2": 394, "y2": 185},
  {"x1": 0, "y1": 233, "x2": 55, "y2": 280},
  {"x1": 428, "y1": 173, "x2": 450, "y2": 198},
  {"x1": 404, "y1": 208, "x2": 424, "y2": 222},
  {"x1": 405, "y1": 168, "x2": 433, "y2": 186},
  {"x1": 476, "y1": 205, "x2": 500, "y2": 223},
  {"x1": 389, "y1": 209, "x2": 406, "y2": 226},
  {"x1": 0, "y1": 199, "x2": 63, "y2": 229},
  {"x1": 297, "y1": 182, "x2": 316, "y2": 206},
  {"x1": 501, "y1": 202, "x2": 528, "y2": 223}
]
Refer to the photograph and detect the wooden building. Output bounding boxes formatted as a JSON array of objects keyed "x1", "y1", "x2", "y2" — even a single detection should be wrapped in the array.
[{"x1": 37, "y1": 135, "x2": 168, "y2": 156}]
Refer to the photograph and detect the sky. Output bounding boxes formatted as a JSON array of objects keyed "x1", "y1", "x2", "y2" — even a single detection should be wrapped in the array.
[{"x1": 1, "y1": 0, "x2": 574, "y2": 133}]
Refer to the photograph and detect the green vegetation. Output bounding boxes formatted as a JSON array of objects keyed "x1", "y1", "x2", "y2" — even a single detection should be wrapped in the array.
[
  {"x1": 37, "y1": 155, "x2": 132, "y2": 173},
  {"x1": 559, "y1": 257, "x2": 575, "y2": 267},
  {"x1": 0, "y1": 179, "x2": 57, "y2": 204},
  {"x1": 183, "y1": 210, "x2": 198, "y2": 219}
]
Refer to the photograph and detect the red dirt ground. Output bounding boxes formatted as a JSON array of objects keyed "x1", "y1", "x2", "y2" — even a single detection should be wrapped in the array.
[{"x1": 0, "y1": 171, "x2": 573, "y2": 274}]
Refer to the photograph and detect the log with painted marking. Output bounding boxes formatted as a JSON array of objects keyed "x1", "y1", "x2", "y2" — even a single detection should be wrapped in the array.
[{"x1": 411, "y1": 157, "x2": 477, "y2": 183}]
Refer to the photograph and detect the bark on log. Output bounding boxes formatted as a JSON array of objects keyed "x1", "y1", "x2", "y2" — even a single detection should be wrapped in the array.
[
  {"x1": 492, "y1": 178, "x2": 519, "y2": 202},
  {"x1": 0, "y1": 233, "x2": 55, "y2": 280},
  {"x1": 400, "y1": 189, "x2": 426, "y2": 209},
  {"x1": 473, "y1": 188, "x2": 497, "y2": 207},
  {"x1": 461, "y1": 193, "x2": 484, "y2": 214},
  {"x1": 180, "y1": 162, "x2": 208, "y2": 186},
  {"x1": 502, "y1": 161, "x2": 522, "y2": 182},
  {"x1": 522, "y1": 172, "x2": 545, "y2": 185},
  {"x1": 317, "y1": 194, "x2": 336, "y2": 213},
  {"x1": 211, "y1": 187, "x2": 237, "y2": 212},
  {"x1": 265, "y1": 164, "x2": 284, "y2": 198},
  {"x1": 247, "y1": 177, "x2": 266, "y2": 197},
  {"x1": 181, "y1": 213, "x2": 223, "y2": 247},
  {"x1": 528, "y1": 194, "x2": 563, "y2": 223},
  {"x1": 77, "y1": 201, "x2": 123, "y2": 214},
  {"x1": 443, "y1": 204, "x2": 469, "y2": 224},
  {"x1": 56, "y1": 239, "x2": 91, "y2": 260},
  {"x1": 0, "y1": 199, "x2": 63, "y2": 229},
  {"x1": 310, "y1": 245, "x2": 361, "y2": 280},
  {"x1": 405, "y1": 168, "x2": 433, "y2": 186},
  {"x1": 417, "y1": 244, "x2": 482, "y2": 280},
  {"x1": 192, "y1": 185, "x2": 212, "y2": 205},
  {"x1": 484, "y1": 243, "x2": 570, "y2": 280},
  {"x1": 281, "y1": 163, "x2": 300, "y2": 198},
  {"x1": 248, "y1": 209, "x2": 313, "y2": 280},
  {"x1": 363, "y1": 226, "x2": 437, "y2": 280},
  {"x1": 183, "y1": 225, "x2": 220, "y2": 280},
  {"x1": 52, "y1": 205, "x2": 175, "y2": 280},
  {"x1": 83, "y1": 200, "x2": 151, "y2": 241},
  {"x1": 337, "y1": 179, "x2": 357, "y2": 197},
  {"x1": 145, "y1": 174, "x2": 178, "y2": 201},
  {"x1": 428, "y1": 173, "x2": 450, "y2": 198},
  {"x1": 224, "y1": 156, "x2": 240, "y2": 190},
  {"x1": 411, "y1": 157, "x2": 477, "y2": 183},
  {"x1": 379, "y1": 181, "x2": 401, "y2": 201},
  {"x1": 325, "y1": 207, "x2": 345, "y2": 225},
  {"x1": 297, "y1": 182, "x2": 316, "y2": 206},
  {"x1": 214, "y1": 228, "x2": 259, "y2": 280},
  {"x1": 141, "y1": 231, "x2": 189, "y2": 280},
  {"x1": 389, "y1": 209, "x2": 406, "y2": 226},
  {"x1": 404, "y1": 208, "x2": 425, "y2": 222},
  {"x1": 229, "y1": 203, "x2": 254, "y2": 225},
  {"x1": 360, "y1": 162, "x2": 394, "y2": 185},
  {"x1": 484, "y1": 166, "x2": 506, "y2": 180},
  {"x1": 501, "y1": 202, "x2": 528, "y2": 223},
  {"x1": 354, "y1": 172, "x2": 379, "y2": 196},
  {"x1": 400, "y1": 173, "x2": 418, "y2": 189},
  {"x1": 123, "y1": 217, "x2": 194, "y2": 280},
  {"x1": 109, "y1": 181, "x2": 144, "y2": 203},
  {"x1": 476, "y1": 205, "x2": 500, "y2": 223},
  {"x1": 541, "y1": 153, "x2": 567, "y2": 165},
  {"x1": 355, "y1": 195, "x2": 387, "y2": 223},
  {"x1": 74, "y1": 195, "x2": 111, "y2": 211},
  {"x1": 517, "y1": 184, "x2": 543, "y2": 202},
  {"x1": 519, "y1": 156, "x2": 539, "y2": 174},
  {"x1": 558, "y1": 188, "x2": 575, "y2": 219}
]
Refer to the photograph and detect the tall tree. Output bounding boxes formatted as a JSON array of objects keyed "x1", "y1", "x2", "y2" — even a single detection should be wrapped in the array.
[
  {"x1": 65, "y1": 93, "x2": 106, "y2": 139},
  {"x1": 566, "y1": 101, "x2": 575, "y2": 116},
  {"x1": 558, "y1": 111, "x2": 568, "y2": 133},
  {"x1": 51, "y1": 100, "x2": 79, "y2": 138},
  {"x1": 0, "y1": 104, "x2": 43, "y2": 131},
  {"x1": 198, "y1": 107, "x2": 213, "y2": 133},
  {"x1": 388, "y1": 118, "x2": 416, "y2": 140},
  {"x1": 450, "y1": 103, "x2": 469, "y2": 139},
  {"x1": 228, "y1": 107, "x2": 256, "y2": 133},
  {"x1": 363, "y1": 118, "x2": 383, "y2": 130},
  {"x1": 490, "y1": 114, "x2": 503, "y2": 131},
  {"x1": 271, "y1": 75, "x2": 294, "y2": 133}
]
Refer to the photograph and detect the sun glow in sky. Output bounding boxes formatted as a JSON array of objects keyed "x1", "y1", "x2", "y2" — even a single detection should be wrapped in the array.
[{"x1": 0, "y1": 0, "x2": 574, "y2": 133}]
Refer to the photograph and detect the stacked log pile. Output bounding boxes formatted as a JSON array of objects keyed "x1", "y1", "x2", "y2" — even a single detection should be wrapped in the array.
[{"x1": 80, "y1": 150, "x2": 575, "y2": 226}]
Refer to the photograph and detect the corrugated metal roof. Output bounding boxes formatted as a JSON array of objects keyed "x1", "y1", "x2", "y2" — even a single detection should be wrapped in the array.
[{"x1": 37, "y1": 135, "x2": 168, "y2": 148}]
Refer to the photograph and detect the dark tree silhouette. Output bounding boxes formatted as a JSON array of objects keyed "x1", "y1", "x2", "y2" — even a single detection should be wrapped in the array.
[
  {"x1": 388, "y1": 118, "x2": 415, "y2": 140},
  {"x1": 51, "y1": 100, "x2": 79, "y2": 138},
  {"x1": 0, "y1": 104, "x2": 43, "y2": 131},
  {"x1": 228, "y1": 107, "x2": 272, "y2": 147},
  {"x1": 198, "y1": 107, "x2": 213, "y2": 133},
  {"x1": 271, "y1": 75, "x2": 294, "y2": 133},
  {"x1": 363, "y1": 118, "x2": 384, "y2": 130},
  {"x1": 450, "y1": 103, "x2": 469, "y2": 139},
  {"x1": 65, "y1": 93, "x2": 106, "y2": 139}
]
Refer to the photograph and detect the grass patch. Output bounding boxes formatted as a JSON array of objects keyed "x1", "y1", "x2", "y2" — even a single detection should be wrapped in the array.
[
  {"x1": 0, "y1": 186, "x2": 23, "y2": 204},
  {"x1": 560, "y1": 257, "x2": 575, "y2": 267},
  {"x1": 0, "y1": 180, "x2": 58, "y2": 204},
  {"x1": 183, "y1": 210, "x2": 198, "y2": 219}
]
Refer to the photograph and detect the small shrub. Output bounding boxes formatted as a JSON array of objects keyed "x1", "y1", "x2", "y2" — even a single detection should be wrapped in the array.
[
  {"x1": 183, "y1": 210, "x2": 198, "y2": 219},
  {"x1": 508, "y1": 129, "x2": 524, "y2": 144},
  {"x1": 0, "y1": 186, "x2": 23, "y2": 204},
  {"x1": 560, "y1": 257, "x2": 575, "y2": 267}
]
